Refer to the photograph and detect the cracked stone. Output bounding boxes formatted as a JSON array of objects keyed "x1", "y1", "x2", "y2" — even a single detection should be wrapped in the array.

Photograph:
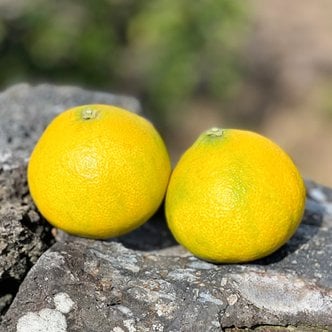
[
  {"x1": 1, "y1": 183, "x2": 332, "y2": 331},
  {"x1": 0, "y1": 83, "x2": 331, "y2": 331},
  {"x1": 0, "y1": 83, "x2": 140, "y2": 317}
]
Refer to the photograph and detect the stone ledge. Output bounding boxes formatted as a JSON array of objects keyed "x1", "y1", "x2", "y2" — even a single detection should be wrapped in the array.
[
  {"x1": 0, "y1": 83, "x2": 141, "y2": 318},
  {"x1": 2, "y1": 192, "x2": 332, "y2": 332},
  {"x1": 0, "y1": 83, "x2": 331, "y2": 331}
]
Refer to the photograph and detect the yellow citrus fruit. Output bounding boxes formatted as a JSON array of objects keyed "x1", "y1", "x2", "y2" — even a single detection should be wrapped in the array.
[
  {"x1": 165, "y1": 128, "x2": 306, "y2": 263},
  {"x1": 28, "y1": 104, "x2": 171, "y2": 239}
]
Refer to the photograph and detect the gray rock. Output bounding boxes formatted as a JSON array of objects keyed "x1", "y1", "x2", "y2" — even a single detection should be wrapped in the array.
[
  {"x1": 0, "y1": 163, "x2": 53, "y2": 315},
  {"x1": 1, "y1": 83, "x2": 332, "y2": 331},
  {"x1": 0, "y1": 83, "x2": 140, "y2": 316},
  {"x1": 1, "y1": 183, "x2": 332, "y2": 331}
]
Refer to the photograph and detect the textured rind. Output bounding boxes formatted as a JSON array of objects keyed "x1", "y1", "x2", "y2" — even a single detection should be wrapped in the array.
[
  {"x1": 1, "y1": 83, "x2": 332, "y2": 331},
  {"x1": 0, "y1": 83, "x2": 141, "y2": 317},
  {"x1": 27, "y1": 104, "x2": 171, "y2": 238},
  {"x1": 166, "y1": 129, "x2": 306, "y2": 263},
  {"x1": 0, "y1": 83, "x2": 140, "y2": 162}
]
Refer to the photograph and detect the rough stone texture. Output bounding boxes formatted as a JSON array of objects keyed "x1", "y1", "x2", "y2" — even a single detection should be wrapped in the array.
[
  {"x1": 0, "y1": 162, "x2": 53, "y2": 315},
  {"x1": 1, "y1": 182, "x2": 332, "y2": 331},
  {"x1": 1, "y1": 83, "x2": 332, "y2": 331},
  {"x1": 0, "y1": 83, "x2": 140, "y2": 316}
]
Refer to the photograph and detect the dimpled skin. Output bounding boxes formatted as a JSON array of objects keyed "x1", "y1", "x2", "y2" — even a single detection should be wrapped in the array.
[
  {"x1": 28, "y1": 104, "x2": 171, "y2": 239},
  {"x1": 165, "y1": 128, "x2": 306, "y2": 263}
]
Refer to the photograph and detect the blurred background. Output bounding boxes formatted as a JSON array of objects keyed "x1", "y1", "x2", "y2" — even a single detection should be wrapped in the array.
[{"x1": 0, "y1": 0, "x2": 331, "y2": 186}]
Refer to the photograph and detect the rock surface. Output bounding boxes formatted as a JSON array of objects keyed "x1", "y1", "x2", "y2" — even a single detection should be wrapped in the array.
[
  {"x1": 0, "y1": 162, "x2": 53, "y2": 315},
  {"x1": 0, "y1": 83, "x2": 140, "y2": 316},
  {"x1": 1, "y1": 182, "x2": 332, "y2": 331},
  {"x1": 1, "y1": 83, "x2": 332, "y2": 331}
]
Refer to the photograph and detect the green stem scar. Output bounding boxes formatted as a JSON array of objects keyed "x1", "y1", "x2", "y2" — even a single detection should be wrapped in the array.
[
  {"x1": 82, "y1": 108, "x2": 98, "y2": 120},
  {"x1": 206, "y1": 127, "x2": 223, "y2": 137}
]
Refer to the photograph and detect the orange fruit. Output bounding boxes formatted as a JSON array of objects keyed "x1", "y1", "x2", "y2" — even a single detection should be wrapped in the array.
[
  {"x1": 165, "y1": 128, "x2": 306, "y2": 263},
  {"x1": 28, "y1": 104, "x2": 171, "y2": 239}
]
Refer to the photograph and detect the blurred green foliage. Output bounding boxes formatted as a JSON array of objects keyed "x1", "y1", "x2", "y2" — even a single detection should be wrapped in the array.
[{"x1": 0, "y1": 0, "x2": 247, "y2": 125}]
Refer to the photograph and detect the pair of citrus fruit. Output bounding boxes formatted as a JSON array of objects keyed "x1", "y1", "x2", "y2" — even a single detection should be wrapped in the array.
[{"x1": 28, "y1": 104, "x2": 306, "y2": 263}]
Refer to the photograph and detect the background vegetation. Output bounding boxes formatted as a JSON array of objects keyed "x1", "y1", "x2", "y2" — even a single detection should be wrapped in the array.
[{"x1": 0, "y1": 0, "x2": 246, "y2": 127}]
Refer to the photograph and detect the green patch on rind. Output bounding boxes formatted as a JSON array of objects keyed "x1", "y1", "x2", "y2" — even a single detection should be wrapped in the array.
[{"x1": 194, "y1": 127, "x2": 228, "y2": 147}]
